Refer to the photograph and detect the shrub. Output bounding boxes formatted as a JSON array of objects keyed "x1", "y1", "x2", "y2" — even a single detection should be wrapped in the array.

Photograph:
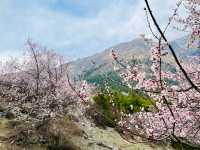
[{"x1": 89, "y1": 89, "x2": 154, "y2": 128}]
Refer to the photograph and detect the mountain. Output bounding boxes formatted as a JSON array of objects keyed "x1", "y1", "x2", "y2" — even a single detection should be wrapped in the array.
[
  {"x1": 67, "y1": 38, "x2": 151, "y2": 76},
  {"x1": 171, "y1": 35, "x2": 200, "y2": 57},
  {"x1": 67, "y1": 36, "x2": 199, "y2": 79}
]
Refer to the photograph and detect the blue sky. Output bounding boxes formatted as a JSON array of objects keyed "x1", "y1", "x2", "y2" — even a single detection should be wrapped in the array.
[{"x1": 0, "y1": 0, "x2": 185, "y2": 61}]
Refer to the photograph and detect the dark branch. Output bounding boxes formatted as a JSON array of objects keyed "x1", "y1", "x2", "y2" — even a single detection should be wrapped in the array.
[{"x1": 144, "y1": 0, "x2": 200, "y2": 93}]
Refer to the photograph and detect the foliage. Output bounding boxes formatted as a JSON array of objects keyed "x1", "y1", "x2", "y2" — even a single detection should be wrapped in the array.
[
  {"x1": 93, "y1": 90, "x2": 153, "y2": 113},
  {"x1": 89, "y1": 89, "x2": 154, "y2": 128},
  {"x1": 84, "y1": 71, "x2": 129, "y2": 92}
]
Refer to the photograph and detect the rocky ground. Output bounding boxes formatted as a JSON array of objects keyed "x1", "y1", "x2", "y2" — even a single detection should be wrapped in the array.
[{"x1": 0, "y1": 115, "x2": 175, "y2": 150}]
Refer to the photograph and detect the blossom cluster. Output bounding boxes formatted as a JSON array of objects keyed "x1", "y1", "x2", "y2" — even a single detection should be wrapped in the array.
[{"x1": 111, "y1": 32, "x2": 200, "y2": 145}]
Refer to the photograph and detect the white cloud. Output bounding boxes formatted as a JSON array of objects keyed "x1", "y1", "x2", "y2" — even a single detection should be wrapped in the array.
[{"x1": 0, "y1": 0, "x2": 186, "y2": 61}]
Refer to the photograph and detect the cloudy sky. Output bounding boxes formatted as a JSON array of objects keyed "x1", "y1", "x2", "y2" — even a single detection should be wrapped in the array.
[{"x1": 0, "y1": 0, "x2": 185, "y2": 61}]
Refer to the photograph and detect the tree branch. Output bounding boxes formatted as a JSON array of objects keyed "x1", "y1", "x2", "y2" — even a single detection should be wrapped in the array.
[{"x1": 144, "y1": 0, "x2": 200, "y2": 93}]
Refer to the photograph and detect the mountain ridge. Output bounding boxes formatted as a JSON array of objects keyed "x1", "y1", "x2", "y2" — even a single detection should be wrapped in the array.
[{"x1": 67, "y1": 36, "x2": 199, "y2": 77}]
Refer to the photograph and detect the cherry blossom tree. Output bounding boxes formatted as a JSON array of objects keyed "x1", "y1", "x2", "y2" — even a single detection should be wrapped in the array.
[
  {"x1": 0, "y1": 40, "x2": 76, "y2": 122},
  {"x1": 108, "y1": 0, "x2": 200, "y2": 147},
  {"x1": 66, "y1": 1, "x2": 199, "y2": 148}
]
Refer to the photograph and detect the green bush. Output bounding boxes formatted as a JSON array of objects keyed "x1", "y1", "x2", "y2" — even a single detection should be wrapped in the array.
[
  {"x1": 91, "y1": 89, "x2": 154, "y2": 128},
  {"x1": 91, "y1": 94, "x2": 118, "y2": 128}
]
